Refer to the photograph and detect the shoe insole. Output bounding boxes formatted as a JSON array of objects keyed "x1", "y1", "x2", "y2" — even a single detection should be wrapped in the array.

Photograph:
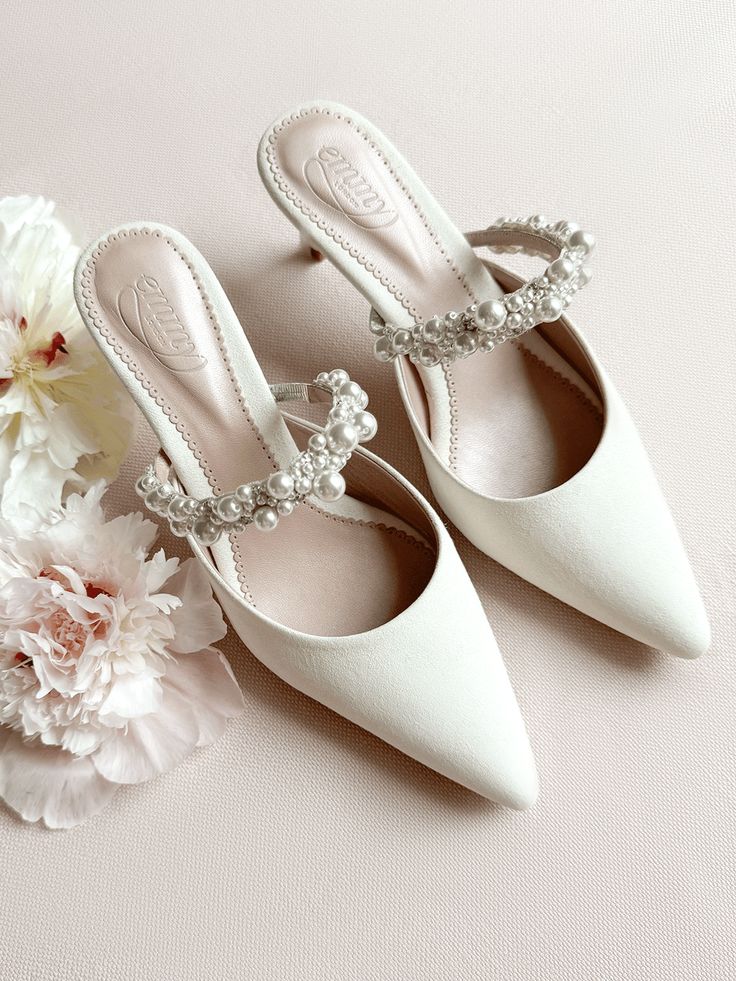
[
  {"x1": 79, "y1": 226, "x2": 434, "y2": 636},
  {"x1": 261, "y1": 104, "x2": 604, "y2": 499}
]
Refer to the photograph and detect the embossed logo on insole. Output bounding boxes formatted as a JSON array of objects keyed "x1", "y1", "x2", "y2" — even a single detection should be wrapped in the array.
[
  {"x1": 303, "y1": 147, "x2": 398, "y2": 229},
  {"x1": 116, "y1": 275, "x2": 207, "y2": 372}
]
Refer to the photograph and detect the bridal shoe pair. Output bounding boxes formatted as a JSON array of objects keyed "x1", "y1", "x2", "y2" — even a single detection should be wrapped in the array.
[{"x1": 73, "y1": 102, "x2": 709, "y2": 811}]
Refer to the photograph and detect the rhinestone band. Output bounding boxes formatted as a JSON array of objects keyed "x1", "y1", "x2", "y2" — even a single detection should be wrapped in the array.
[
  {"x1": 370, "y1": 217, "x2": 595, "y2": 367},
  {"x1": 135, "y1": 369, "x2": 377, "y2": 547}
]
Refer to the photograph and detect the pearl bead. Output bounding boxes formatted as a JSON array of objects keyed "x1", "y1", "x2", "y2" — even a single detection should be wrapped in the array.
[
  {"x1": 308, "y1": 433, "x2": 327, "y2": 452},
  {"x1": 236, "y1": 484, "x2": 254, "y2": 504},
  {"x1": 374, "y1": 336, "x2": 393, "y2": 362},
  {"x1": 454, "y1": 332, "x2": 478, "y2": 358},
  {"x1": 548, "y1": 257, "x2": 574, "y2": 283},
  {"x1": 476, "y1": 299, "x2": 506, "y2": 331},
  {"x1": 329, "y1": 369, "x2": 349, "y2": 387},
  {"x1": 215, "y1": 494, "x2": 243, "y2": 522},
  {"x1": 506, "y1": 312, "x2": 523, "y2": 330},
  {"x1": 326, "y1": 422, "x2": 358, "y2": 453},
  {"x1": 537, "y1": 296, "x2": 563, "y2": 322},
  {"x1": 167, "y1": 495, "x2": 190, "y2": 521},
  {"x1": 136, "y1": 473, "x2": 157, "y2": 496},
  {"x1": 418, "y1": 344, "x2": 441, "y2": 367},
  {"x1": 315, "y1": 371, "x2": 330, "y2": 386},
  {"x1": 560, "y1": 222, "x2": 580, "y2": 240},
  {"x1": 193, "y1": 516, "x2": 220, "y2": 546},
  {"x1": 145, "y1": 488, "x2": 168, "y2": 513},
  {"x1": 391, "y1": 329, "x2": 413, "y2": 354},
  {"x1": 295, "y1": 476, "x2": 312, "y2": 495},
  {"x1": 313, "y1": 471, "x2": 345, "y2": 502},
  {"x1": 479, "y1": 335, "x2": 496, "y2": 353},
  {"x1": 328, "y1": 404, "x2": 350, "y2": 423},
  {"x1": 569, "y1": 230, "x2": 595, "y2": 255},
  {"x1": 253, "y1": 506, "x2": 279, "y2": 532},
  {"x1": 506, "y1": 292, "x2": 524, "y2": 312},
  {"x1": 170, "y1": 520, "x2": 190, "y2": 538},
  {"x1": 327, "y1": 453, "x2": 345, "y2": 470},
  {"x1": 352, "y1": 410, "x2": 378, "y2": 442},
  {"x1": 277, "y1": 500, "x2": 295, "y2": 516},
  {"x1": 339, "y1": 381, "x2": 363, "y2": 401},
  {"x1": 422, "y1": 317, "x2": 444, "y2": 343},
  {"x1": 266, "y1": 471, "x2": 294, "y2": 500},
  {"x1": 444, "y1": 310, "x2": 461, "y2": 327}
]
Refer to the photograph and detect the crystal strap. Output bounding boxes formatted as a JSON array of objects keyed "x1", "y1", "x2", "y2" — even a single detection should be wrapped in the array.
[
  {"x1": 134, "y1": 369, "x2": 377, "y2": 547},
  {"x1": 370, "y1": 216, "x2": 594, "y2": 367}
]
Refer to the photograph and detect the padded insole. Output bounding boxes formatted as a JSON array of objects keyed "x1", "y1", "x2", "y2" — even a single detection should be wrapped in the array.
[
  {"x1": 84, "y1": 228, "x2": 434, "y2": 635},
  {"x1": 263, "y1": 106, "x2": 603, "y2": 499}
]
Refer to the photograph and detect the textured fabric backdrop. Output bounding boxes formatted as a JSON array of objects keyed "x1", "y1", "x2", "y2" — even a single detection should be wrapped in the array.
[{"x1": 2, "y1": 1, "x2": 735, "y2": 978}]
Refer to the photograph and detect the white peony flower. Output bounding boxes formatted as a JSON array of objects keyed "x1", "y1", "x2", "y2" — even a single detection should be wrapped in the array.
[
  {"x1": 0, "y1": 484, "x2": 244, "y2": 828},
  {"x1": 0, "y1": 195, "x2": 132, "y2": 526}
]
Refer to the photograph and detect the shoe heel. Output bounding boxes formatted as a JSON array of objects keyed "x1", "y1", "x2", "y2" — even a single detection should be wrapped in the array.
[{"x1": 299, "y1": 230, "x2": 324, "y2": 262}]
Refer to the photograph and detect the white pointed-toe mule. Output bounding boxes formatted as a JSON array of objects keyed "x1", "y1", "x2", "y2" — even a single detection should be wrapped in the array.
[
  {"x1": 258, "y1": 102, "x2": 710, "y2": 660},
  {"x1": 73, "y1": 222, "x2": 538, "y2": 808}
]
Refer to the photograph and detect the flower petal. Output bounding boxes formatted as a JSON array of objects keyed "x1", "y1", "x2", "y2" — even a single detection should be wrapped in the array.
[
  {"x1": 166, "y1": 559, "x2": 227, "y2": 653},
  {"x1": 92, "y1": 685, "x2": 199, "y2": 784},
  {"x1": 0, "y1": 729, "x2": 117, "y2": 828},
  {"x1": 98, "y1": 672, "x2": 163, "y2": 724},
  {"x1": 0, "y1": 446, "x2": 74, "y2": 527},
  {"x1": 0, "y1": 195, "x2": 81, "y2": 248},
  {"x1": 163, "y1": 649, "x2": 244, "y2": 747}
]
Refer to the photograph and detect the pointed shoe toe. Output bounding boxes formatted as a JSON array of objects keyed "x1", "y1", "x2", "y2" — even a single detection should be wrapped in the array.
[
  {"x1": 398, "y1": 325, "x2": 711, "y2": 661},
  {"x1": 200, "y1": 508, "x2": 538, "y2": 808},
  {"x1": 646, "y1": 600, "x2": 711, "y2": 661},
  {"x1": 610, "y1": 557, "x2": 711, "y2": 661}
]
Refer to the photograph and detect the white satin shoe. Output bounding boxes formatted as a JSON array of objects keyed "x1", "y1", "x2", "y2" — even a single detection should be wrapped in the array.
[
  {"x1": 73, "y1": 222, "x2": 538, "y2": 807},
  {"x1": 258, "y1": 101, "x2": 710, "y2": 659}
]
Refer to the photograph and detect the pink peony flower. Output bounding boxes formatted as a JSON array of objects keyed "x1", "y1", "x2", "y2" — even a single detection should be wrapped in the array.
[{"x1": 0, "y1": 484, "x2": 244, "y2": 828}]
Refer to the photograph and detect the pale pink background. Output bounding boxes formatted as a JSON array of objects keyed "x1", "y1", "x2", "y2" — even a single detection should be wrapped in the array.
[{"x1": 2, "y1": 1, "x2": 735, "y2": 978}]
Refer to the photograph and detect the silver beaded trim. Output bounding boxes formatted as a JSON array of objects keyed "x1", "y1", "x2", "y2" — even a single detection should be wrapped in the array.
[
  {"x1": 370, "y1": 216, "x2": 595, "y2": 366},
  {"x1": 135, "y1": 370, "x2": 378, "y2": 547}
]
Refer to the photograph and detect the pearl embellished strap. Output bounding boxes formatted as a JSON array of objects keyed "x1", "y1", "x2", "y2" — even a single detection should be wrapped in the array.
[
  {"x1": 370, "y1": 216, "x2": 594, "y2": 367},
  {"x1": 134, "y1": 369, "x2": 378, "y2": 547}
]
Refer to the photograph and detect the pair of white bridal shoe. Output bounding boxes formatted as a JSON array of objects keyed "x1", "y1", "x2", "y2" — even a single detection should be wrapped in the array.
[{"x1": 73, "y1": 101, "x2": 709, "y2": 810}]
